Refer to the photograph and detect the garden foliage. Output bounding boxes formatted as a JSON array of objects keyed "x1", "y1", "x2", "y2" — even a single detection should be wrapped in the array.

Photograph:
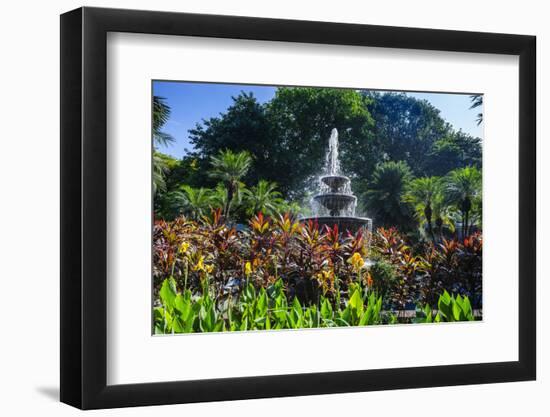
[{"x1": 153, "y1": 211, "x2": 481, "y2": 333}]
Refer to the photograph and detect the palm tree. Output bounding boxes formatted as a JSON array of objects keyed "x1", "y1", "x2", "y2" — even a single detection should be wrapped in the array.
[
  {"x1": 168, "y1": 185, "x2": 213, "y2": 220},
  {"x1": 153, "y1": 152, "x2": 169, "y2": 195},
  {"x1": 152, "y1": 96, "x2": 175, "y2": 195},
  {"x1": 209, "y1": 150, "x2": 252, "y2": 219},
  {"x1": 431, "y1": 191, "x2": 454, "y2": 239},
  {"x1": 153, "y1": 96, "x2": 175, "y2": 146},
  {"x1": 445, "y1": 166, "x2": 482, "y2": 237},
  {"x1": 243, "y1": 180, "x2": 284, "y2": 216},
  {"x1": 209, "y1": 182, "x2": 245, "y2": 216},
  {"x1": 469, "y1": 95, "x2": 483, "y2": 126},
  {"x1": 403, "y1": 176, "x2": 442, "y2": 242},
  {"x1": 365, "y1": 161, "x2": 413, "y2": 230}
]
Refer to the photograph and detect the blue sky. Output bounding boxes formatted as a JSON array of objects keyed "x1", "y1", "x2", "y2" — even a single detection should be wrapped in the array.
[{"x1": 153, "y1": 81, "x2": 483, "y2": 159}]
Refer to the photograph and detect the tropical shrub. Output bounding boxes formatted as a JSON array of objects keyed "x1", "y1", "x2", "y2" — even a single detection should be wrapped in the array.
[{"x1": 152, "y1": 210, "x2": 481, "y2": 332}]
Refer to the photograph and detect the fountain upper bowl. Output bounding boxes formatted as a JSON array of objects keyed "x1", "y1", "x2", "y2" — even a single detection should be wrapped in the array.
[{"x1": 320, "y1": 175, "x2": 350, "y2": 191}]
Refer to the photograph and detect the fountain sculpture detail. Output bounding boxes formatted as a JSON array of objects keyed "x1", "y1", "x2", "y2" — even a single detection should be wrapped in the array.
[{"x1": 301, "y1": 128, "x2": 372, "y2": 234}]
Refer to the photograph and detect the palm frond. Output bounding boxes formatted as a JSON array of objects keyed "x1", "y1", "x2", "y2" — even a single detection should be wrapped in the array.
[{"x1": 469, "y1": 95, "x2": 483, "y2": 125}]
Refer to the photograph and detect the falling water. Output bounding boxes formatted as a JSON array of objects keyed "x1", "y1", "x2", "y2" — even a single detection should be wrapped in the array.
[{"x1": 325, "y1": 128, "x2": 341, "y2": 176}]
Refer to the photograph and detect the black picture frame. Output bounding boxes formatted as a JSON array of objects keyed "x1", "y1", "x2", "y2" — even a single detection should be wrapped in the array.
[{"x1": 60, "y1": 6, "x2": 536, "y2": 410}]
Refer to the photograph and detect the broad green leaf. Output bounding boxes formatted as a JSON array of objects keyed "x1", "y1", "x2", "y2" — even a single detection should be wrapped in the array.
[
  {"x1": 461, "y1": 296, "x2": 474, "y2": 320},
  {"x1": 452, "y1": 298, "x2": 462, "y2": 321},
  {"x1": 438, "y1": 291, "x2": 453, "y2": 320},
  {"x1": 359, "y1": 306, "x2": 373, "y2": 326},
  {"x1": 256, "y1": 289, "x2": 268, "y2": 317},
  {"x1": 320, "y1": 298, "x2": 333, "y2": 320},
  {"x1": 349, "y1": 289, "x2": 364, "y2": 321},
  {"x1": 159, "y1": 277, "x2": 178, "y2": 309}
]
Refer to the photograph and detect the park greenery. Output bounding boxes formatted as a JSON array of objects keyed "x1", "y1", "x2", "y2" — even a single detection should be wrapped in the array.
[{"x1": 152, "y1": 87, "x2": 482, "y2": 333}]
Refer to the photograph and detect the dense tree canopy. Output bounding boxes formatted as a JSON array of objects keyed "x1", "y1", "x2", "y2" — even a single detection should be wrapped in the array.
[
  {"x1": 154, "y1": 87, "x2": 482, "y2": 234},
  {"x1": 186, "y1": 88, "x2": 374, "y2": 199}
]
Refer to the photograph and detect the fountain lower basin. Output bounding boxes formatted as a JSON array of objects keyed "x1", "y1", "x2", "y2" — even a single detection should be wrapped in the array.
[{"x1": 300, "y1": 216, "x2": 372, "y2": 234}]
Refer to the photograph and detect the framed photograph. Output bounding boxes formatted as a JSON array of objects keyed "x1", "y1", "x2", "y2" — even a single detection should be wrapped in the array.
[{"x1": 60, "y1": 6, "x2": 536, "y2": 409}]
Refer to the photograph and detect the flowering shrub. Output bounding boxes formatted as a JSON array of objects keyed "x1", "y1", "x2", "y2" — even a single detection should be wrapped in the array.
[
  {"x1": 368, "y1": 227, "x2": 482, "y2": 310},
  {"x1": 153, "y1": 210, "x2": 481, "y2": 332},
  {"x1": 154, "y1": 210, "x2": 369, "y2": 305}
]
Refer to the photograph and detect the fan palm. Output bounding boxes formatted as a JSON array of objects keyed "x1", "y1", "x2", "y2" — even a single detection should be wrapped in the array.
[
  {"x1": 209, "y1": 150, "x2": 252, "y2": 219},
  {"x1": 445, "y1": 166, "x2": 482, "y2": 237},
  {"x1": 365, "y1": 161, "x2": 413, "y2": 229},
  {"x1": 403, "y1": 176, "x2": 442, "y2": 242},
  {"x1": 243, "y1": 180, "x2": 284, "y2": 216},
  {"x1": 168, "y1": 185, "x2": 213, "y2": 220}
]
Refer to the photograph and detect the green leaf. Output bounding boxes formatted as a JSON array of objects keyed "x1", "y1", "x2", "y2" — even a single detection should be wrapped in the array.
[
  {"x1": 174, "y1": 294, "x2": 190, "y2": 318},
  {"x1": 349, "y1": 289, "x2": 364, "y2": 323},
  {"x1": 256, "y1": 289, "x2": 268, "y2": 317},
  {"x1": 339, "y1": 305, "x2": 352, "y2": 325},
  {"x1": 457, "y1": 295, "x2": 474, "y2": 321},
  {"x1": 359, "y1": 306, "x2": 373, "y2": 326},
  {"x1": 199, "y1": 302, "x2": 217, "y2": 332},
  {"x1": 423, "y1": 304, "x2": 433, "y2": 323},
  {"x1": 320, "y1": 298, "x2": 333, "y2": 320},
  {"x1": 171, "y1": 316, "x2": 185, "y2": 333},
  {"x1": 452, "y1": 296, "x2": 462, "y2": 321},
  {"x1": 243, "y1": 282, "x2": 256, "y2": 303},
  {"x1": 159, "y1": 277, "x2": 178, "y2": 309},
  {"x1": 438, "y1": 290, "x2": 453, "y2": 320}
]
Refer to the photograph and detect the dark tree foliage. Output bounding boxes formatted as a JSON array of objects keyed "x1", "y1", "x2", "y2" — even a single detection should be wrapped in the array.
[
  {"x1": 425, "y1": 130, "x2": 482, "y2": 176},
  {"x1": 265, "y1": 87, "x2": 373, "y2": 198},
  {"x1": 363, "y1": 92, "x2": 451, "y2": 177},
  {"x1": 157, "y1": 87, "x2": 482, "y2": 233},
  {"x1": 363, "y1": 161, "x2": 415, "y2": 231},
  {"x1": 187, "y1": 92, "x2": 271, "y2": 190},
  {"x1": 187, "y1": 88, "x2": 373, "y2": 199}
]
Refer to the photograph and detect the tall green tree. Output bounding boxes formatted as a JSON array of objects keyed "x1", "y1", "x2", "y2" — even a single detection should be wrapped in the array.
[
  {"x1": 152, "y1": 96, "x2": 175, "y2": 195},
  {"x1": 189, "y1": 89, "x2": 373, "y2": 198},
  {"x1": 363, "y1": 92, "x2": 450, "y2": 177},
  {"x1": 425, "y1": 130, "x2": 482, "y2": 176},
  {"x1": 364, "y1": 161, "x2": 414, "y2": 230},
  {"x1": 403, "y1": 176, "x2": 443, "y2": 242},
  {"x1": 153, "y1": 96, "x2": 175, "y2": 146},
  {"x1": 445, "y1": 166, "x2": 482, "y2": 236},
  {"x1": 209, "y1": 149, "x2": 252, "y2": 219},
  {"x1": 266, "y1": 87, "x2": 374, "y2": 196},
  {"x1": 188, "y1": 93, "x2": 269, "y2": 188}
]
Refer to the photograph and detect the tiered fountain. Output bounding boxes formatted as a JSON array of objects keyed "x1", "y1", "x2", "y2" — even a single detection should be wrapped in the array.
[{"x1": 301, "y1": 128, "x2": 372, "y2": 234}]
